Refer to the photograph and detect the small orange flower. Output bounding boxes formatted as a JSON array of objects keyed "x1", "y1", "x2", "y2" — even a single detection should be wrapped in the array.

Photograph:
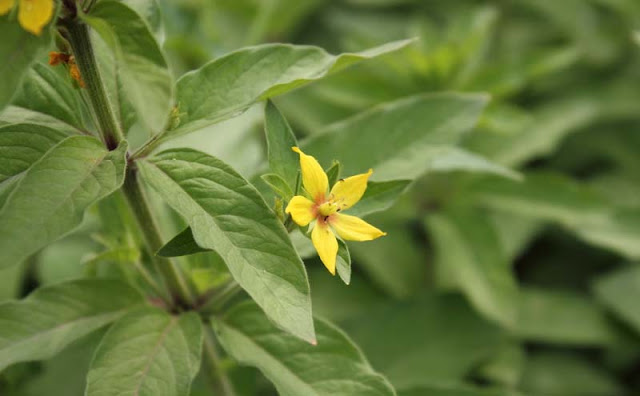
[{"x1": 48, "y1": 51, "x2": 85, "y2": 88}]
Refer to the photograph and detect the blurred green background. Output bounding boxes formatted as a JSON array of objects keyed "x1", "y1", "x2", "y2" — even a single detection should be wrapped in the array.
[{"x1": 3, "y1": 0, "x2": 640, "y2": 395}]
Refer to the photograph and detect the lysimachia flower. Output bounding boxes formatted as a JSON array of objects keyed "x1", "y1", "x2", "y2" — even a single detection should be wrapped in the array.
[
  {"x1": 286, "y1": 147, "x2": 386, "y2": 275},
  {"x1": 0, "y1": 0, "x2": 54, "y2": 35}
]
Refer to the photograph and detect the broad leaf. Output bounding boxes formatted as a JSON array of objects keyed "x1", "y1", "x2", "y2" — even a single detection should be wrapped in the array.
[
  {"x1": 10, "y1": 62, "x2": 85, "y2": 131},
  {"x1": 138, "y1": 149, "x2": 315, "y2": 342},
  {"x1": 0, "y1": 137, "x2": 127, "y2": 267},
  {"x1": 336, "y1": 239, "x2": 351, "y2": 285},
  {"x1": 593, "y1": 265, "x2": 640, "y2": 335},
  {"x1": 399, "y1": 384, "x2": 521, "y2": 396},
  {"x1": 0, "y1": 17, "x2": 53, "y2": 109},
  {"x1": 426, "y1": 207, "x2": 518, "y2": 328},
  {"x1": 342, "y1": 293, "x2": 504, "y2": 388},
  {"x1": 515, "y1": 287, "x2": 621, "y2": 346},
  {"x1": 302, "y1": 93, "x2": 490, "y2": 181},
  {"x1": 0, "y1": 106, "x2": 82, "y2": 135},
  {"x1": 83, "y1": 0, "x2": 172, "y2": 133},
  {"x1": 213, "y1": 301, "x2": 395, "y2": 396},
  {"x1": 86, "y1": 308, "x2": 202, "y2": 396},
  {"x1": 167, "y1": 39, "x2": 413, "y2": 138},
  {"x1": 0, "y1": 279, "x2": 143, "y2": 371},
  {"x1": 264, "y1": 100, "x2": 299, "y2": 191},
  {"x1": 346, "y1": 180, "x2": 411, "y2": 218}
]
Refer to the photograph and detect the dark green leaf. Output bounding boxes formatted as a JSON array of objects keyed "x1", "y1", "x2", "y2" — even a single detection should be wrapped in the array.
[
  {"x1": 157, "y1": 227, "x2": 208, "y2": 257},
  {"x1": 0, "y1": 279, "x2": 144, "y2": 371},
  {"x1": 593, "y1": 265, "x2": 640, "y2": 335},
  {"x1": 86, "y1": 308, "x2": 202, "y2": 396},
  {"x1": 0, "y1": 137, "x2": 127, "y2": 267},
  {"x1": 346, "y1": 180, "x2": 410, "y2": 218},
  {"x1": 213, "y1": 301, "x2": 395, "y2": 396},
  {"x1": 138, "y1": 149, "x2": 315, "y2": 342},
  {"x1": 264, "y1": 100, "x2": 299, "y2": 190}
]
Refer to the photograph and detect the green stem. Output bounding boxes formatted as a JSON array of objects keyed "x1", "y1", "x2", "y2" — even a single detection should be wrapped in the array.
[
  {"x1": 202, "y1": 324, "x2": 236, "y2": 396},
  {"x1": 64, "y1": 21, "x2": 124, "y2": 149},
  {"x1": 197, "y1": 280, "x2": 242, "y2": 314},
  {"x1": 121, "y1": 168, "x2": 197, "y2": 309}
]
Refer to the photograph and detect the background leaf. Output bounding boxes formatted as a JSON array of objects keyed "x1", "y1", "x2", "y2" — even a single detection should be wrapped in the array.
[{"x1": 0, "y1": 279, "x2": 143, "y2": 372}]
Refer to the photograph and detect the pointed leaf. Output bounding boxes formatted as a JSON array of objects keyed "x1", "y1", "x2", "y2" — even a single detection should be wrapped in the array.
[
  {"x1": 157, "y1": 227, "x2": 208, "y2": 258},
  {"x1": 345, "y1": 180, "x2": 411, "y2": 218},
  {"x1": 138, "y1": 149, "x2": 315, "y2": 342},
  {"x1": 213, "y1": 301, "x2": 395, "y2": 396},
  {"x1": 264, "y1": 100, "x2": 299, "y2": 190},
  {"x1": 0, "y1": 137, "x2": 128, "y2": 267},
  {"x1": 0, "y1": 279, "x2": 144, "y2": 371},
  {"x1": 83, "y1": 0, "x2": 172, "y2": 133},
  {"x1": 167, "y1": 39, "x2": 413, "y2": 138},
  {"x1": 593, "y1": 265, "x2": 640, "y2": 335},
  {"x1": 86, "y1": 308, "x2": 202, "y2": 396}
]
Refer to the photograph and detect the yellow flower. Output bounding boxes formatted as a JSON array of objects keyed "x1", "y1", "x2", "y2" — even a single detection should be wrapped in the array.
[
  {"x1": 285, "y1": 147, "x2": 386, "y2": 275},
  {"x1": 0, "y1": 0, "x2": 54, "y2": 36}
]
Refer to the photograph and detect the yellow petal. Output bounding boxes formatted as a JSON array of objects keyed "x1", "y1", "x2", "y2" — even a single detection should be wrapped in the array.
[
  {"x1": 330, "y1": 213, "x2": 386, "y2": 241},
  {"x1": 285, "y1": 195, "x2": 316, "y2": 226},
  {"x1": 292, "y1": 147, "x2": 328, "y2": 202},
  {"x1": 18, "y1": 0, "x2": 53, "y2": 35},
  {"x1": 0, "y1": 0, "x2": 15, "y2": 15},
  {"x1": 311, "y1": 222, "x2": 337, "y2": 275},
  {"x1": 329, "y1": 169, "x2": 372, "y2": 211}
]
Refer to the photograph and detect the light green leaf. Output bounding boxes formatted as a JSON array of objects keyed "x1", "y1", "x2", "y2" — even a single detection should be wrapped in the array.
[
  {"x1": 157, "y1": 227, "x2": 208, "y2": 258},
  {"x1": 0, "y1": 279, "x2": 144, "y2": 372},
  {"x1": 399, "y1": 384, "x2": 521, "y2": 396},
  {"x1": 302, "y1": 93, "x2": 489, "y2": 181},
  {"x1": 426, "y1": 207, "x2": 518, "y2": 328},
  {"x1": 261, "y1": 173, "x2": 294, "y2": 202},
  {"x1": 138, "y1": 149, "x2": 315, "y2": 342},
  {"x1": 213, "y1": 301, "x2": 395, "y2": 396},
  {"x1": 515, "y1": 287, "x2": 621, "y2": 346},
  {"x1": 0, "y1": 106, "x2": 82, "y2": 135},
  {"x1": 0, "y1": 17, "x2": 53, "y2": 110},
  {"x1": 336, "y1": 239, "x2": 352, "y2": 285},
  {"x1": 345, "y1": 180, "x2": 411, "y2": 218},
  {"x1": 121, "y1": 0, "x2": 163, "y2": 34},
  {"x1": 167, "y1": 39, "x2": 414, "y2": 138},
  {"x1": 0, "y1": 137, "x2": 127, "y2": 267},
  {"x1": 264, "y1": 100, "x2": 299, "y2": 191},
  {"x1": 86, "y1": 308, "x2": 202, "y2": 396},
  {"x1": 83, "y1": 0, "x2": 172, "y2": 133},
  {"x1": 342, "y1": 293, "x2": 504, "y2": 389},
  {"x1": 10, "y1": 62, "x2": 85, "y2": 131},
  {"x1": 593, "y1": 265, "x2": 640, "y2": 335}
]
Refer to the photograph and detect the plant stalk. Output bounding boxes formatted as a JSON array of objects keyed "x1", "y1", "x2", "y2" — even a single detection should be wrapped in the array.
[
  {"x1": 202, "y1": 324, "x2": 237, "y2": 396},
  {"x1": 121, "y1": 169, "x2": 197, "y2": 309},
  {"x1": 63, "y1": 21, "x2": 124, "y2": 150}
]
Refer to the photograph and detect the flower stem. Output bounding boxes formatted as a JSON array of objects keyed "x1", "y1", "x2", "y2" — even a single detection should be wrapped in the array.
[
  {"x1": 63, "y1": 21, "x2": 124, "y2": 149},
  {"x1": 121, "y1": 168, "x2": 197, "y2": 309},
  {"x1": 202, "y1": 324, "x2": 237, "y2": 396}
]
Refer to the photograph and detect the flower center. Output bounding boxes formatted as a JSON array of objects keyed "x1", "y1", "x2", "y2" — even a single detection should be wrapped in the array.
[{"x1": 317, "y1": 200, "x2": 338, "y2": 217}]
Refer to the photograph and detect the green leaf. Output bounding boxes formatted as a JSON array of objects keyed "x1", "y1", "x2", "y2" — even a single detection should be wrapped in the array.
[
  {"x1": 10, "y1": 62, "x2": 85, "y2": 131},
  {"x1": 213, "y1": 301, "x2": 395, "y2": 396},
  {"x1": 0, "y1": 123, "x2": 69, "y2": 184},
  {"x1": 469, "y1": 173, "x2": 640, "y2": 260},
  {"x1": 157, "y1": 227, "x2": 208, "y2": 258},
  {"x1": 426, "y1": 207, "x2": 518, "y2": 328},
  {"x1": 0, "y1": 137, "x2": 127, "y2": 267},
  {"x1": 138, "y1": 149, "x2": 315, "y2": 342},
  {"x1": 325, "y1": 161, "x2": 343, "y2": 189},
  {"x1": 0, "y1": 106, "x2": 82, "y2": 135},
  {"x1": 86, "y1": 308, "x2": 202, "y2": 396},
  {"x1": 264, "y1": 100, "x2": 299, "y2": 191},
  {"x1": 518, "y1": 351, "x2": 624, "y2": 396},
  {"x1": 342, "y1": 293, "x2": 504, "y2": 389},
  {"x1": 0, "y1": 279, "x2": 144, "y2": 372},
  {"x1": 336, "y1": 239, "x2": 352, "y2": 285},
  {"x1": 302, "y1": 93, "x2": 490, "y2": 181},
  {"x1": 261, "y1": 173, "x2": 294, "y2": 202},
  {"x1": 167, "y1": 39, "x2": 414, "y2": 138},
  {"x1": 83, "y1": 0, "x2": 172, "y2": 133},
  {"x1": 346, "y1": 180, "x2": 410, "y2": 218},
  {"x1": 399, "y1": 384, "x2": 521, "y2": 396},
  {"x1": 593, "y1": 265, "x2": 640, "y2": 335},
  {"x1": 515, "y1": 287, "x2": 621, "y2": 346},
  {"x1": 0, "y1": 17, "x2": 53, "y2": 110}
]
